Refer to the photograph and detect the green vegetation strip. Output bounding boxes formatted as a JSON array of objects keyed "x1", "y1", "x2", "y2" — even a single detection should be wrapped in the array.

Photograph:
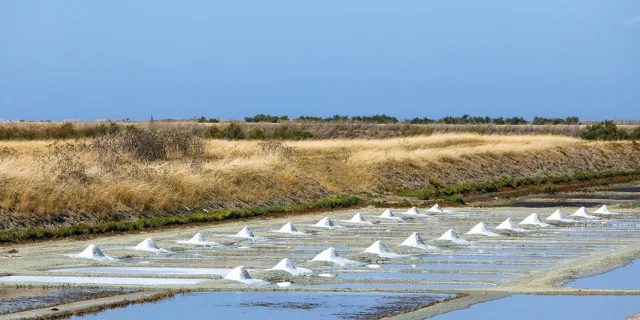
[
  {"x1": 0, "y1": 196, "x2": 362, "y2": 243},
  {"x1": 396, "y1": 169, "x2": 640, "y2": 201}
]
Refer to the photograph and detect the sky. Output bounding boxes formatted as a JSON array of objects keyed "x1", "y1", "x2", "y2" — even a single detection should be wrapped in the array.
[{"x1": 0, "y1": 1, "x2": 639, "y2": 121}]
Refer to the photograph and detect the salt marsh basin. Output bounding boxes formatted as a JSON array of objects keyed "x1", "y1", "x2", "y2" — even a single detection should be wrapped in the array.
[{"x1": 1, "y1": 183, "x2": 640, "y2": 319}]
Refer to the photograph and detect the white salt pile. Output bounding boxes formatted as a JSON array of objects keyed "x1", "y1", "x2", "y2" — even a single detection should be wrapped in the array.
[
  {"x1": 546, "y1": 210, "x2": 575, "y2": 223},
  {"x1": 177, "y1": 233, "x2": 220, "y2": 247},
  {"x1": 519, "y1": 214, "x2": 550, "y2": 227},
  {"x1": 311, "y1": 247, "x2": 362, "y2": 266},
  {"x1": 400, "y1": 207, "x2": 427, "y2": 217},
  {"x1": 271, "y1": 258, "x2": 313, "y2": 276},
  {"x1": 72, "y1": 244, "x2": 115, "y2": 262},
  {"x1": 436, "y1": 229, "x2": 470, "y2": 244},
  {"x1": 427, "y1": 204, "x2": 445, "y2": 213},
  {"x1": 272, "y1": 222, "x2": 306, "y2": 235},
  {"x1": 399, "y1": 232, "x2": 438, "y2": 250},
  {"x1": 379, "y1": 209, "x2": 403, "y2": 221},
  {"x1": 495, "y1": 218, "x2": 528, "y2": 232},
  {"x1": 133, "y1": 238, "x2": 170, "y2": 254},
  {"x1": 313, "y1": 217, "x2": 344, "y2": 229},
  {"x1": 234, "y1": 226, "x2": 256, "y2": 238},
  {"x1": 224, "y1": 266, "x2": 268, "y2": 286},
  {"x1": 466, "y1": 222, "x2": 500, "y2": 237},
  {"x1": 364, "y1": 240, "x2": 404, "y2": 258},
  {"x1": 343, "y1": 213, "x2": 373, "y2": 225},
  {"x1": 594, "y1": 205, "x2": 618, "y2": 215},
  {"x1": 572, "y1": 207, "x2": 597, "y2": 219}
]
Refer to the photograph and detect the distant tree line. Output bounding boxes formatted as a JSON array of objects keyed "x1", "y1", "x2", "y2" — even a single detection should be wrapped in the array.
[{"x1": 240, "y1": 114, "x2": 580, "y2": 125}]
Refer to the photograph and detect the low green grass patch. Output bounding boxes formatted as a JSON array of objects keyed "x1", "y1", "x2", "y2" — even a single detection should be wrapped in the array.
[
  {"x1": 0, "y1": 196, "x2": 362, "y2": 243},
  {"x1": 397, "y1": 168, "x2": 640, "y2": 200}
]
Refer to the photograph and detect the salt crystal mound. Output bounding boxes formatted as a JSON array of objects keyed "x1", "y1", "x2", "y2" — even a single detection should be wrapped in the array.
[
  {"x1": 572, "y1": 207, "x2": 597, "y2": 219},
  {"x1": 379, "y1": 209, "x2": 403, "y2": 221},
  {"x1": 546, "y1": 210, "x2": 575, "y2": 223},
  {"x1": 234, "y1": 226, "x2": 256, "y2": 238},
  {"x1": 134, "y1": 238, "x2": 170, "y2": 254},
  {"x1": 364, "y1": 240, "x2": 404, "y2": 258},
  {"x1": 313, "y1": 217, "x2": 343, "y2": 229},
  {"x1": 495, "y1": 218, "x2": 528, "y2": 232},
  {"x1": 594, "y1": 205, "x2": 618, "y2": 215},
  {"x1": 72, "y1": 244, "x2": 115, "y2": 262},
  {"x1": 271, "y1": 258, "x2": 313, "y2": 276},
  {"x1": 466, "y1": 222, "x2": 500, "y2": 237},
  {"x1": 436, "y1": 229, "x2": 470, "y2": 244},
  {"x1": 519, "y1": 214, "x2": 550, "y2": 227},
  {"x1": 272, "y1": 222, "x2": 305, "y2": 235},
  {"x1": 342, "y1": 213, "x2": 373, "y2": 225},
  {"x1": 177, "y1": 233, "x2": 220, "y2": 247},
  {"x1": 224, "y1": 266, "x2": 268, "y2": 286},
  {"x1": 400, "y1": 207, "x2": 427, "y2": 217},
  {"x1": 426, "y1": 204, "x2": 445, "y2": 213},
  {"x1": 399, "y1": 232, "x2": 438, "y2": 250},
  {"x1": 311, "y1": 247, "x2": 362, "y2": 266}
]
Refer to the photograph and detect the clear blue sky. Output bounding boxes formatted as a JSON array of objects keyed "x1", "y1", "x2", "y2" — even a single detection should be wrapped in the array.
[{"x1": 1, "y1": 1, "x2": 638, "y2": 121}]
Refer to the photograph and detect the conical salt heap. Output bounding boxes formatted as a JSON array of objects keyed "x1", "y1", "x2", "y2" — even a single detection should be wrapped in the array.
[
  {"x1": 189, "y1": 233, "x2": 207, "y2": 243},
  {"x1": 178, "y1": 233, "x2": 219, "y2": 247},
  {"x1": 402, "y1": 207, "x2": 424, "y2": 216},
  {"x1": 495, "y1": 218, "x2": 527, "y2": 232},
  {"x1": 519, "y1": 213, "x2": 550, "y2": 227},
  {"x1": 427, "y1": 204, "x2": 444, "y2": 213},
  {"x1": 76, "y1": 244, "x2": 114, "y2": 261},
  {"x1": 311, "y1": 247, "x2": 360, "y2": 266},
  {"x1": 347, "y1": 213, "x2": 371, "y2": 224},
  {"x1": 281, "y1": 222, "x2": 298, "y2": 232},
  {"x1": 224, "y1": 266, "x2": 254, "y2": 281},
  {"x1": 272, "y1": 258, "x2": 312, "y2": 276},
  {"x1": 134, "y1": 238, "x2": 169, "y2": 253},
  {"x1": 546, "y1": 210, "x2": 575, "y2": 223},
  {"x1": 437, "y1": 229, "x2": 470, "y2": 244},
  {"x1": 572, "y1": 207, "x2": 596, "y2": 219},
  {"x1": 400, "y1": 232, "x2": 437, "y2": 250},
  {"x1": 466, "y1": 222, "x2": 500, "y2": 237},
  {"x1": 235, "y1": 226, "x2": 255, "y2": 238},
  {"x1": 224, "y1": 266, "x2": 268, "y2": 286},
  {"x1": 365, "y1": 240, "x2": 389, "y2": 254},
  {"x1": 594, "y1": 205, "x2": 617, "y2": 215},
  {"x1": 379, "y1": 209, "x2": 403, "y2": 221},
  {"x1": 315, "y1": 217, "x2": 335, "y2": 228}
]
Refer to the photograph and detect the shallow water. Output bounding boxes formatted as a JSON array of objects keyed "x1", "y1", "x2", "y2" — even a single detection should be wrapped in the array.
[
  {"x1": 430, "y1": 295, "x2": 640, "y2": 320},
  {"x1": 0, "y1": 276, "x2": 207, "y2": 286},
  {"x1": 337, "y1": 272, "x2": 518, "y2": 280},
  {"x1": 567, "y1": 259, "x2": 640, "y2": 289},
  {"x1": 0, "y1": 287, "x2": 129, "y2": 315},
  {"x1": 49, "y1": 267, "x2": 235, "y2": 276},
  {"x1": 74, "y1": 291, "x2": 453, "y2": 320},
  {"x1": 305, "y1": 283, "x2": 491, "y2": 290}
]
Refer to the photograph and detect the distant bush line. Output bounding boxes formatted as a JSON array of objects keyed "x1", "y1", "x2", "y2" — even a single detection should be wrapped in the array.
[
  {"x1": 396, "y1": 168, "x2": 640, "y2": 201},
  {"x1": 1, "y1": 118, "x2": 639, "y2": 141},
  {"x1": 0, "y1": 196, "x2": 363, "y2": 243}
]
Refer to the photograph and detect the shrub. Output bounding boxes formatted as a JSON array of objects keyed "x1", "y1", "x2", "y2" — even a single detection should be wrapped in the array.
[
  {"x1": 450, "y1": 194, "x2": 465, "y2": 204},
  {"x1": 632, "y1": 126, "x2": 640, "y2": 140},
  {"x1": 541, "y1": 184, "x2": 558, "y2": 194},
  {"x1": 582, "y1": 120, "x2": 629, "y2": 140}
]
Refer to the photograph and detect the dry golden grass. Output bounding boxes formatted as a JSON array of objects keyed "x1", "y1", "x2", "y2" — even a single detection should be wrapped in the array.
[{"x1": 0, "y1": 134, "x2": 638, "y2": 226}]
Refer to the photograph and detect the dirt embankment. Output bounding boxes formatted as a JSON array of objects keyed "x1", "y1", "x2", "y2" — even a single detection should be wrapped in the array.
[{"x1": 0, "y1": 134, "x2": 639, "y2": 229}]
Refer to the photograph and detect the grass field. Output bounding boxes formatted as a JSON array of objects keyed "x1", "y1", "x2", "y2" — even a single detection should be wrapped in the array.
[{"x1": 0, "y1": 133, "x2": 639, "y2": 229}]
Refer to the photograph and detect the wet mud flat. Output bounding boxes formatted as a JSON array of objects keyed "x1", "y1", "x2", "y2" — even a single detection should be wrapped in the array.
[{"x1": 0, "y1": 182, "x2": 639, "y2": 319}]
